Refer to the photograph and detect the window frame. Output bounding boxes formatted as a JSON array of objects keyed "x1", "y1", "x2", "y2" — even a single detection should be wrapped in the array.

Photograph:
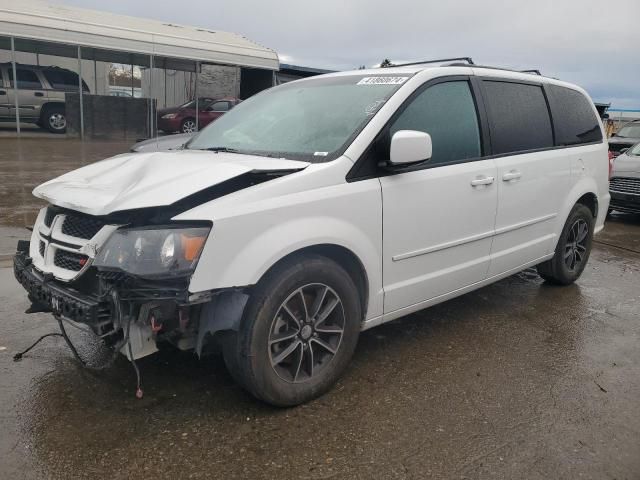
[{"x1": 347, "y1": 75, "x2": 491, "y2": 181}]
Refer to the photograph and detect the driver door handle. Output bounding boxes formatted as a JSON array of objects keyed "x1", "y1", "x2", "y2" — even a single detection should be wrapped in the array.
[
  {"x1": 502, "y1": 170, "x2": 522, "y2": 182},
  {"x1": 470, "y1": 175, "x2": 495, "y2": 187}
]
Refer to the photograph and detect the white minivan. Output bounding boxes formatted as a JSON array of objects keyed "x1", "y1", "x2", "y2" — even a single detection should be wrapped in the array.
[{"x1": 15, "y1": 62, "x2": 610, "y2": 406}]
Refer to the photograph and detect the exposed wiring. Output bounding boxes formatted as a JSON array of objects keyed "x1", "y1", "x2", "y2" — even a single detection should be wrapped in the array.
[{"x1": 13, "y1": 333, "x2": 63, "y2": 361}]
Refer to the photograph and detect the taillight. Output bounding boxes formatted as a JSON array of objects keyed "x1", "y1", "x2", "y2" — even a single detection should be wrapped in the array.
[{"x1": 608, "y1": 150, "x2": 614, "y2": 180}]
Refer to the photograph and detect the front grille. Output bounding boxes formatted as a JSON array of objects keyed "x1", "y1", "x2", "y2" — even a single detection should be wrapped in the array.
[
  {"x1": 61, "y1": 214, "x2": 105, "y2": 240},
  {"x1": 44, "y1": 207, "x2": 56, "y2": 227},
  {"x1": 610, "y1": 177, "x2": 640, "y2": 195},
  {"x1": 54, "y1": 249, "x2": 89, "y2": 272},
  {"x1": 39, "y1": 241, "x2": 45, "y2": 257}
]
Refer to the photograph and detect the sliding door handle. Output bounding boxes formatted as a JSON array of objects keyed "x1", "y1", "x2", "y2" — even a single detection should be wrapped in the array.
[
  {"x1": 502, "y1": 170, "x2": 522, "y2": 182},
  {"x1": 470, "y1": 175, "x2": 495, "y2": 187}
]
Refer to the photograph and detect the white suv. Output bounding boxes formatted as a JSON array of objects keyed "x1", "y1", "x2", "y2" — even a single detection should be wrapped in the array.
[{"x1": 14, "y1": 62, "x2": 610, "y2": 406}]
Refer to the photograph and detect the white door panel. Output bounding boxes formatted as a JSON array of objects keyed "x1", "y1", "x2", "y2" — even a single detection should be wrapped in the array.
[
  {"x1": 382, "y1": 159, "x2": 497, "y2": 313},
  {"x1": 488, "y1": 151, "x2": 571, "y2": 276}
]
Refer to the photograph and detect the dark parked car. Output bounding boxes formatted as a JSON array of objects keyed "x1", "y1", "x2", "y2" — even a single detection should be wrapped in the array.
[
  {"x1": 157, "y1": 97, "x2": 241, "y2": 133},
  {"x1": 609, "y1": 120, "x2": 640, "y2": 157}
]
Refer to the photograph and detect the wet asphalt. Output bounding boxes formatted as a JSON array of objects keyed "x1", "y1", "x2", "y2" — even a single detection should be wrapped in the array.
[{"x1": 0, "y1": 139, "x2": 639, "y2": 479}]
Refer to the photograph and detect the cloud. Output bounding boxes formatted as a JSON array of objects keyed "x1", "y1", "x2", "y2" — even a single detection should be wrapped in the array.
[{"x1": 62, "y1": 0, "x2": 640, "y2": 108}]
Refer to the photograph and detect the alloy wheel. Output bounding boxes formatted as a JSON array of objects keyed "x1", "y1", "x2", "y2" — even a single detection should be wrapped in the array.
[
  {"x1": 564, "y1": 219, "x2": 588, "y2": 271},
  {"x1": 49, "y1": 113, "x2": 66, "y2": 131},
  {"x1": 182, "y1": 120, "x2": 196, "y2": 133},
  {"x1": 268, "y1": 283, "x2": 345, "y2": 383}
]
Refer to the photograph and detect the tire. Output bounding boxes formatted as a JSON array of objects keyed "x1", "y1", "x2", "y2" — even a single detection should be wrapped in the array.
[
  {"x1": 537, "y1": 204, "x2": 594, "y2": 285},
  {"x1": 223, "y1": 254, "x2": 362, "y2": 406},
  {"x1": 41, "y1": 105, "x2": 66, "y2": 134},
  {"x1": 180, "y1": 118, "x2": 197, "y2": 134}
]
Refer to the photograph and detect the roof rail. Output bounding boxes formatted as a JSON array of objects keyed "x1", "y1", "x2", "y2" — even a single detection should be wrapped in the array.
[
  {"x1": 520, "y1": 69, "x2": 542, "y2": 75},
  {"x1": 385, "y1": 57, "x2": 475, "y2": 68}
]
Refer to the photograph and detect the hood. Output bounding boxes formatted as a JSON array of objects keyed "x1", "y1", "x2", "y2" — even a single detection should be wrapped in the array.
[
  {"x1": 158, "y1": 106, "x2": 181, "y2": 116},
  {"x1": 33, "y1": 150, "x2": 309, "y2": 216},
  {"x1": 613, "y1": 152, "x2": 640, "y2": 174},
  {"x1": 131, "y1": 133, "x2": 194, "y2": 153},
  {"x1": 609, "y1": 136, "x2": 639, "y2": 147}
]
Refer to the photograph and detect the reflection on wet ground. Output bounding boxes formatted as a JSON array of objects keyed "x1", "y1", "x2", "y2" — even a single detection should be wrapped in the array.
[
  {"x1": 0, "y1": 139, "x2": 639, "y2": 478},
  {"x1": 0, "y1": 139, "x2": 130, "y2": 227}
]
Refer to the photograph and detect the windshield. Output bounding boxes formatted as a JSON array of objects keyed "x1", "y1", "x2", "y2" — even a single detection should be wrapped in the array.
[
  {"x1": 186, "y1": 74, "x2": 412, "y2": 161},
  {"x1": 628, "y1": 143, "x2": 640, "y2": 156},
  {"x1": 616, "y1": 124, "x2": 640, "y2": 138}
]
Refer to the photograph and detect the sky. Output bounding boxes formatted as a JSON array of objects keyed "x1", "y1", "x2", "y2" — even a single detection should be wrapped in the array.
[{"x1": 63, "y1": 0, "x2": 640, "y2": 109}]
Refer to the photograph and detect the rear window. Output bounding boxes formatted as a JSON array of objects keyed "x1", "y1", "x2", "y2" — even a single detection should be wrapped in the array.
[
  {"x1": 482, "y1": 81, "x2": 554, "y2": 155},
  {"x1": 548, "y1": 85, "x2": 602, "y2": 145}
]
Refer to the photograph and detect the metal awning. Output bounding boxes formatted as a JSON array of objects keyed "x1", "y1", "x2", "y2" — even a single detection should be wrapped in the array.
[{"x1": 0, "y1": 0, "x2": 279, "y2": 70}]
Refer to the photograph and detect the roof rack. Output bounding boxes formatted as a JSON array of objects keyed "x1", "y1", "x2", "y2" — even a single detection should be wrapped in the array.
[{"x1": 385, "y1": 57, "x2": 475, "y2": 68}]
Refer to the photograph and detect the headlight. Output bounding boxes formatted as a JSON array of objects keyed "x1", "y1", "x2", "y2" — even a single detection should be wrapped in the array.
[
  {"x1": 161, "y1": 113, "x2": 178, "y2": 119},
  {"x1": 94, "y1": 226, "x2": 210, "y2": 277}
]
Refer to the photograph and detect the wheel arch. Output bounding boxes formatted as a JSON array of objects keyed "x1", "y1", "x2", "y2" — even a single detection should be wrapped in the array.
[
  {"x1": 39, "y1": 101, "x2": 65, "y2": 121},
  {"x1": 258, "y1": 243, "x2": 370, "y2": 321}
]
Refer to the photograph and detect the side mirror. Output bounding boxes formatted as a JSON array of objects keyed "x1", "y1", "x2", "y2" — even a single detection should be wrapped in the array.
[
  {"x1": 620, "y1": 148, "x2": 628, "y2": 154},
  {"x1": 389, "y1": 130, "x2": 432, "y2": 166}
]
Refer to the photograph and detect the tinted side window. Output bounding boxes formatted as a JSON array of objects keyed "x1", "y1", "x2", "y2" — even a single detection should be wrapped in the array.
[
  {"x1": 210, "y1": 101, "x2": 230, "y2": 112},
  {"x1": 43, "y1": 69, "x2": 78, "y2": 91},
  {"x1": 390, "y1": 81, "x2": 481, "y2": 164},
  {"x1": 482, "y1": 81, "x2": 553, "y2": 154},
  {"x1": 9, "y1": 69, "x2": 42, "y2": 89},
  {"x1": 548, "y1": 85, "x2": 602, "y2": 145}
]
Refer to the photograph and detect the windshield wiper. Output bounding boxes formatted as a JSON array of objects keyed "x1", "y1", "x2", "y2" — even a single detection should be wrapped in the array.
[{"x1": 202, "y1": 147, "x2": 242, "y2": 153}]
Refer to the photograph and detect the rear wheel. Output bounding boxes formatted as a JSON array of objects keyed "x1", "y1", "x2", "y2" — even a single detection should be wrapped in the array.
[
  {"x1": 41, "y1": 105, "x2": 66, "y2": 133},
  {"x1": 537, "y1": 204, "x2": 594, "y2": 285},
  {"x1": 223, "y1": 254, "x2": 361, "y2": 406}
]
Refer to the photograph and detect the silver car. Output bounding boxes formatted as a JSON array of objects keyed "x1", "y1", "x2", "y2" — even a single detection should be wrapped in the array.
[
  {"x1": 0, "y1": 63, "x2": 89, "y2": 133},
  {"x1": 610, "y1": 142, "x2": 640, "y2": 213}
]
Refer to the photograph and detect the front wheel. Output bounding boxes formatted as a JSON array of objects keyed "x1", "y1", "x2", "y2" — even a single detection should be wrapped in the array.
[
  {"x1": 537, "y1": 204, "x2": 594, "y2": 285},
  {"x1": 223, "y1": 254, "x2": 362, "y2": 406},
  {"x1": 180, "y1": 118, "x2": 197, "y2": 133}
]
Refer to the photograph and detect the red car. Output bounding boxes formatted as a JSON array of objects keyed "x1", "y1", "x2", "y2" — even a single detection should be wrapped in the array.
[{"x1": 157, "y1": 97, "x2": 241, "y2": 133}]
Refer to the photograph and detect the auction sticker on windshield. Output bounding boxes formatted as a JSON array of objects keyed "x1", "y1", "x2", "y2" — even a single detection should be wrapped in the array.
[{"x1": 357, "y1": 77, "x2": 409, "y2": 85}]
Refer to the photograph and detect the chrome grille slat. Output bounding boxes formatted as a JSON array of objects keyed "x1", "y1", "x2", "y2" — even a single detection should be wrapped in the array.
[{"x1": 610, "y1": 177, "x2": 640, "y2": 195}]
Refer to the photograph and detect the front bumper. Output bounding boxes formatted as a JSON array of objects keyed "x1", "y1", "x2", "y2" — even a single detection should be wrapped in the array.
[
  {"x1": 610, "y1": 191, "x2": 640, "y2": 213},
  {"x1": 13, "y1": 250, "x2": 109, "y2": 324}
]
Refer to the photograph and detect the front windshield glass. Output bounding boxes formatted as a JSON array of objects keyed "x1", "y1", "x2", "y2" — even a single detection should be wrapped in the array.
[
  {"x1": 617, "y1": 125, "x2": 640, "y2": 138},
  {"x1": 628, "y1": 142, "x2": 640, "y2": 156},
  {"x1": 186, "y1": 74, "x2": 412, "y2": 161}
]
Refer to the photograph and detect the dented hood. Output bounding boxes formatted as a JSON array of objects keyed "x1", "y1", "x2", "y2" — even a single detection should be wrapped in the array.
[{"x1": 33, "y1": 150, "x2": 309, "y2": 216}]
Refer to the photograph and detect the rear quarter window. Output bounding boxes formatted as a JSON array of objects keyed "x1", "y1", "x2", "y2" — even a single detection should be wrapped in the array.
[
  {"x1": 547, "y1": 85, "x2": 602, "y2": 145},
  {"x1": 482, "y1": 80, "x2": 554, "y2": 155}
]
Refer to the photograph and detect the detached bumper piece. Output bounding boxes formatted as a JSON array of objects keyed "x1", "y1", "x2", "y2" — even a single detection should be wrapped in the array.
[{"x1": 13, "y1": 251, "x2": 110, "y2": 324}]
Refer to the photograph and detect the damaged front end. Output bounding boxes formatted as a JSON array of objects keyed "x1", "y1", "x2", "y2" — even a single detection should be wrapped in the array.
[{"x1": 13, "y1": 206, "x2": 249, "y2": 363}]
